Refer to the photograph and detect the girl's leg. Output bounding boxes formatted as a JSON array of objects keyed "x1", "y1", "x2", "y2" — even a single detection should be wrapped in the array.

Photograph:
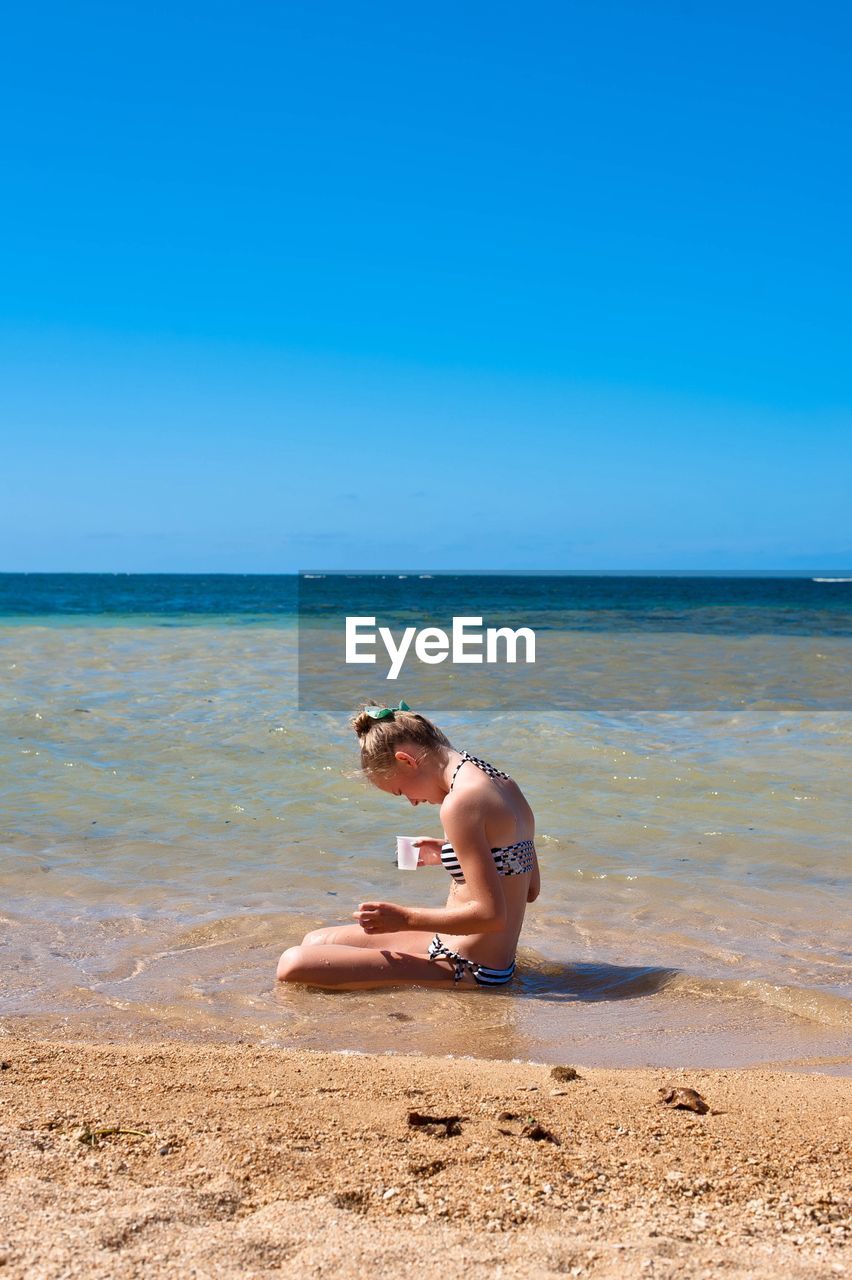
[
  {"x1": 276, "y1": 941, "x2": 476, "y2": 990},
  {"x1": 301, "y1": 923, "x2": 436, "y2": 951}
]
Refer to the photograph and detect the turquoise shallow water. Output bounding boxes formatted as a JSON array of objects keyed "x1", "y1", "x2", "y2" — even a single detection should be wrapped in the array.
[{"x1": 1, "y1": 608, "x2": 850, "y2": 1070}]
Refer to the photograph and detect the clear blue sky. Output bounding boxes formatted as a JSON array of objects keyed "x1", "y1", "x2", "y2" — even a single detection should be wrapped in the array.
[{"x1": 1, "y1": 1, "x2": 850, "y2": 571}]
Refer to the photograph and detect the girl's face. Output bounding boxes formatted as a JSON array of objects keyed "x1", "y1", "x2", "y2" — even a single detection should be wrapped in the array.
[{"x1": 372, "y1": 748, "x2": 442, "y2": 805}]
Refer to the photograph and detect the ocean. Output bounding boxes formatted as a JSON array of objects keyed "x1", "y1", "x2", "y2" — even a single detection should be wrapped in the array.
[{"x1": 1, "y1": 573, "x2": 850, "y2": 1070}]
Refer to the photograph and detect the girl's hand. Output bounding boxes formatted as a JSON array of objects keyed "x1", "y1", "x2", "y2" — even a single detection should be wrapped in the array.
[
  {"x1": 353, "y1": 901, "x2": 411, "y2": 933},
  {"x1": 412, "y1": 837, "x2": 444, "y2": 866}
]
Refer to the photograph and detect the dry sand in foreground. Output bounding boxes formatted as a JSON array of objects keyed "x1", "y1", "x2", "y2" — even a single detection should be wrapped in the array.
[{"x1": 0, "y1": 1037, "x2": 849, "y2": 1279}]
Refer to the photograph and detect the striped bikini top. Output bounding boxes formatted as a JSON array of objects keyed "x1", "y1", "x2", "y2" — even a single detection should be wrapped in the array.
[{"x1": 440, "y1": 750, "x2": 536, "y2": 884}]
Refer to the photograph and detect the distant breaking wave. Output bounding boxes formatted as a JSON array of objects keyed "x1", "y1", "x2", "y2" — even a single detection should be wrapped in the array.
[{"x1": 813, "y1": 577, "x2": 852, "y2": 582}]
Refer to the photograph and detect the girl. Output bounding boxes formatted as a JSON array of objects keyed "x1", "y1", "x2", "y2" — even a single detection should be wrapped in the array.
[{"x1": 276, "y1": 701, "x2": 539, "y2": 989}]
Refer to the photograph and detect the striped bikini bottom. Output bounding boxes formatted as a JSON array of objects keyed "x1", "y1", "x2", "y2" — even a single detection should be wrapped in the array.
[{"x1": 427, "y1": 934, "x2": 516, "y2": 987}]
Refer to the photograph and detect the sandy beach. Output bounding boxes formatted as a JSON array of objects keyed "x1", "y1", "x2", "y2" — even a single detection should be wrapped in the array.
[{"x1": 0, "y1": 1035, "x2": 848, "y2": 1279}]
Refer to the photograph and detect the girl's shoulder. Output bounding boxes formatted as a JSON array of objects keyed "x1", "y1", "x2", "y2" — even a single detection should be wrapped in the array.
[{"x1": 440, "y1": 766, "x2": 510, "y2": 822}]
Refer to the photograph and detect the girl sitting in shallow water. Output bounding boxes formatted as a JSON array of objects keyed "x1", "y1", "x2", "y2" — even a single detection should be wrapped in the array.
[{"x1": 276, "y1": 701, "x2": 539, "y2": 990}]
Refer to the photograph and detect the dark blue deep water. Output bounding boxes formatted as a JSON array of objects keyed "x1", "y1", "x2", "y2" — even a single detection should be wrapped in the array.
[{"x1": 1, "y1": 572, "x2": 851, "y2": 635}]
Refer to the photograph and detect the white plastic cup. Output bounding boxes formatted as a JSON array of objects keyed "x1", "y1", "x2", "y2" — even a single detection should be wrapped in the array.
[{"x1": 396, "y1": 836, "x2": 419, "y2": 870}]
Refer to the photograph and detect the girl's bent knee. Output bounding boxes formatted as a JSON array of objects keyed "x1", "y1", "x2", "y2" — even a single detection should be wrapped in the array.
[
  {"x1": 276, "y1": 945, "x2": 305, "y2": 983},
  {"x1": 301, "y1": 928, "x2": 329, "y2": 947}
]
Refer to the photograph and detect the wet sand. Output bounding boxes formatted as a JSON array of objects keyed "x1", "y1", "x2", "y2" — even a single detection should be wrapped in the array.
[{"x1": 0, "y1": 1036, "x2": 848, "y2": 1278}]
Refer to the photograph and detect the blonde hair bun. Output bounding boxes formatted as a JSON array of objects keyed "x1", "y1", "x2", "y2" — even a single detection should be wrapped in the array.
[{"x1": 351, "y1": 702, "x2": 453, "y2": 773}]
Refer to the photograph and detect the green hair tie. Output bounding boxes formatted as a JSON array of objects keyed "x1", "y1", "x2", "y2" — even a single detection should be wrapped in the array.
[{"x1": 365, "y1": 700, "x2": 410, "y2": 720}]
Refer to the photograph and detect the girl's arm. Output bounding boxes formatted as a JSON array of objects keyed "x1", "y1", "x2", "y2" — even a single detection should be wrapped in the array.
[
  {"x1": 355, "y1": 798, "x2": 507, "y2": 935},
  {"x1": 412, "y1": 837, "x2": 444, "y2": 866}
]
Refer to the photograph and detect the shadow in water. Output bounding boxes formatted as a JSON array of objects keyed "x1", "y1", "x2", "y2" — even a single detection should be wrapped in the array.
[{"x1": 515, "y1": 955, "x2": 681, "y2": 1002}]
